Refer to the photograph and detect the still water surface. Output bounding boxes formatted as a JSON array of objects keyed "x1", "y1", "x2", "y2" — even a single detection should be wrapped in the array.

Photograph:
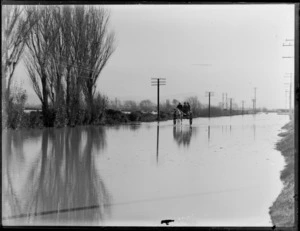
[{"x1": 2, "y1": 113, "x2": 289, "y2": 226}]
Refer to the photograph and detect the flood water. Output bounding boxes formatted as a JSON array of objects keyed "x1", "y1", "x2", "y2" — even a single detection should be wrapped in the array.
[{"x1": 2, "y1": 113, "x2": 289, "y2": 226}]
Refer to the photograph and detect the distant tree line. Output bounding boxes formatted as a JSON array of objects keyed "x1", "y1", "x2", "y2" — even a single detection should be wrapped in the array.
[
  {"x1": 25, "y1": 5, "x2": 115, "y2": 127},
  {"x1": 107, "y1": 96, "x2": 248, "y2": 118}
]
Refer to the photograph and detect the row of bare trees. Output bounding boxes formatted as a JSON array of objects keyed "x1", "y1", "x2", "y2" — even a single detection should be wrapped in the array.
[
  {"x1": 25, "y1": 5, "x2": 115, "y2": 127},
  {"x1": 2, "y1": 5, "x2": 115, "y2": 128}
]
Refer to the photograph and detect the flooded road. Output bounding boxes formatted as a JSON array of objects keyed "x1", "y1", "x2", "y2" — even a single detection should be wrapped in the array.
[{"x1": 2, "y1": 113, "x2": 289, "y2": 226}]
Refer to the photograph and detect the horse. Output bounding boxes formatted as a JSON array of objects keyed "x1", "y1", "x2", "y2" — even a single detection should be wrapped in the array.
[
  {"x1": 173, "y1": 108, "x2": 183, "y2": 125},
  {"x1": 173, "y1": 108, "x2": 193, "y2": 126}
]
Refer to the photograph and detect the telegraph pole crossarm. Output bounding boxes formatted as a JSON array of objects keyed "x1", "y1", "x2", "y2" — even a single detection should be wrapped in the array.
[{"x1": 282, "y1": 39, "x2": 294, "y2": 59}]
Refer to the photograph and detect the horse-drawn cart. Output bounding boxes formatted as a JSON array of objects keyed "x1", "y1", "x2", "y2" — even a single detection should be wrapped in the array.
[{"x1": 173, "y1": 108, "x2": 193, "y2": 125}]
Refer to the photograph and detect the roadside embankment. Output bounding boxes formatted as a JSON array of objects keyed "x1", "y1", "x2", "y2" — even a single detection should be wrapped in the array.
[
  {"x1": 9, "y1": 107, "x2": 254, "y2": 129},
  {"x1": 269, "y1": 120, "x2": 295, "y2": 227}
]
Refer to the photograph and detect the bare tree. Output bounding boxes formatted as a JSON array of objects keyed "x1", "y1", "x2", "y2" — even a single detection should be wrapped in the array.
[
  {"x1": 108, "y1": 97, "x2": 122, "y2": 110},
  {"x1": 160, "y1": 99, "x2": 172, "y2": 112},
  {"x1": 25, "y1": 6, "x2": 59, "y2": 127},
  {"x1": 59, "y1": 6, "x2": 74, "y2": 121},
  {"x1": 172, "y1": 99, "x2": 179, "y2": 107},
  {"x1": 80, "y1": 7, "x2": 115, "y2": 123},
  {"x1": 46, "y1": 7, "x2": 66, "y2": 108},
  {"x1": 44, "y1": 5, "x2": 76, "y2": 124},
  {"x1": 2, "y1": 5, "x2": 35, "y2": 128},
  {"x1": 139, "y1": 99, "x2": 155, "y2": 112},
  {"x1": 68, "y1": 6, "x2": 90, "y2": 125},
  {"x1": 186, "y1": 96, "x2": 202, "y2": 116},
  {"x1": 123, "y1": 100, "x2": 138, "y2": 112},
  {"x1": 54, "y1": 6, "x2": 115, "y2": 125},
  {"x1": 24, "y1": 5, "x2": 115, "y2": 127},
  {"x1": 93, "y1": 92, "x2": 109, "y2": 123}
]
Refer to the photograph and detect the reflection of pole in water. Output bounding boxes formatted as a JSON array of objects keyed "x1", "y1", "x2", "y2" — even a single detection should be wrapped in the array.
[
  {"x1": 253, "y1": 124, "x2": 256, "y2": 140},
  {"x1": 252, "y1": 110, "x2": 256, "y2": 121},
  {"x1": 208, "y1": 125, "x2": 210, "y2": 142},
  {"x1": 230, "y1": 125, "x2": 232, "y2": 134},
  {"x1": 156, "y1": 125, "x2": 159, "y2": 163}
]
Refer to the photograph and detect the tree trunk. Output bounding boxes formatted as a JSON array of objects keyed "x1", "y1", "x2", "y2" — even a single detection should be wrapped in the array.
[
  {"x1": 41, "y1": 73, "x2": 49, "y2": 127},
  {"x1": 88, "y1": 87, "x2": 94, "y2": 124},
  {"x1": 66, "y1": 70, "x2": 71, "y2": 124}
]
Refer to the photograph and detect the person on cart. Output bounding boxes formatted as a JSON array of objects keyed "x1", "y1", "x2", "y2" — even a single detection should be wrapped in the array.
[
  {"x1": 173, "y1": 102, "x2": 193, "y2": 126},
  {"x1": 177, "y1": 102, "x2": 183, "y2": 111},
  {"x1": 182, "y1": 102, "x2": 189, "y2": 115}
]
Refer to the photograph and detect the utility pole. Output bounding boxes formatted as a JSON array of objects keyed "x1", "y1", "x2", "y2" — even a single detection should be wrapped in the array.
[
  {"x1": 252, "y1": 87, "x2": 257, "y2": 114},
  {"x1": 222, "y1": 93, "x2": 225, "y2": 110},
  {"x1": 242, "y1": 100, "x2": 244, "y2": 115},
  {"x1": 282, "y1": 37, "x2": 294, "y2": 120},
  {"x1": 284, "y1": 73, "x2": 293, "y2": 118},
  {"x1": 230, "y1": 98, "x2": 233, "y2": 116},
  {"x1": 285, "y1": 90, "x2": 289, "y2": 110},
  {"x1": 151, "y1": 78, "x2": 166, "y2": 122},
  {"x1": 226, "y1": 93, "x2": 228, "y2": 110},
  {"x1": 205, "y1": 91, "x2": 214, "y2": 118},
  {"x1": 254, "y1": 87, "x2": 257, "y2": 114},
  {"x1": 156, "y1": 125, "x2": 159, "y2": 164}
]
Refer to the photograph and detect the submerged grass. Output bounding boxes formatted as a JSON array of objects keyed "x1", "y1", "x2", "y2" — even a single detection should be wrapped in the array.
[{"x1": 269, "y1": 120, "x2": 295, "y2": 227}]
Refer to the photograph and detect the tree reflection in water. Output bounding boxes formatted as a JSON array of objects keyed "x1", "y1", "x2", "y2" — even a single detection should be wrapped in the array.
[
  {"x1": 3, "y1": 129, "x2": 44, "y2": 223},
  {"x1": 173, "y1": 126, "x2": 197, "y2": 147},
  {"x1": 3, "y1": 126, "x2": 111, "y2": 226}
]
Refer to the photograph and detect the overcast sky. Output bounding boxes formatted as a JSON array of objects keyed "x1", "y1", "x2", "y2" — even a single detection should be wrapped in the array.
[{"x1": 14, "y1": 4, "x2": 294, "y2": 109}]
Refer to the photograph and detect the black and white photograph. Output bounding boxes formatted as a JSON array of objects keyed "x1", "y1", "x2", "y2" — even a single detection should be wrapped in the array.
[{"x1": 1, "y1": 3, "x2": 297, "y2": 227}]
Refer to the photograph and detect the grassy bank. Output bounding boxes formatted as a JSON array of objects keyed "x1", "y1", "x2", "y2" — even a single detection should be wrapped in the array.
[{"x1": 269, "y1": 121, "x2": 295, "y2": 227}]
